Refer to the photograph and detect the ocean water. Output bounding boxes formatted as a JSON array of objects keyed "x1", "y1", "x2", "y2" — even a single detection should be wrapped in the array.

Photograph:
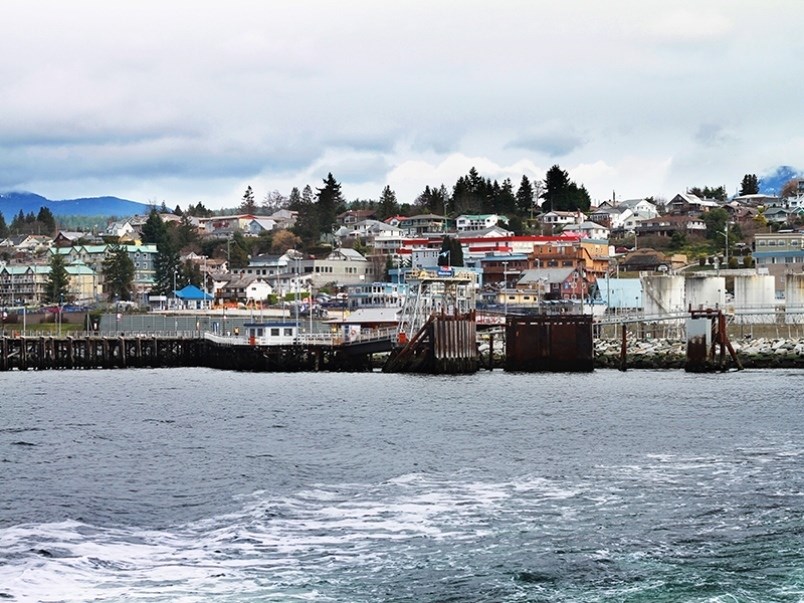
[{"x1": 1, "y1": 368, "x2": 803, "y2": 602}]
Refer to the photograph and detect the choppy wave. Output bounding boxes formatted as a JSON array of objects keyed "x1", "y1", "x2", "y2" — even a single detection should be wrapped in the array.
[
  {"x1": 2, "y1": 369, "x2": 803, "y2": 602},
  {"x1": 2, "y1": 453, "x2": 803, "y2": 603}
]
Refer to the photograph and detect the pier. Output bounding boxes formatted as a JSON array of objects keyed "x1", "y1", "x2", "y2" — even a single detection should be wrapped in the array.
[{"x1": 0, "y1": 327, "x2": 400, "y2": 373}]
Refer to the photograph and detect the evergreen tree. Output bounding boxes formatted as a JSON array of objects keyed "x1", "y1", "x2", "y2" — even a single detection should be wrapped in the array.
[
  {"x1": 11, "y1": 210, "x2": 25, "y2": 233},
  {"x1": 227, "y1": 232, "x2": 250, "y2": 269},
  {"x1": 102, "y1": 244, "x2": 135, "y2": 301},
  {"x1": 0, "y1": 211, "x2": 7, "y2": 239},
  {"x1": 45, "y1": 253, "x2": 70, "y2": 303},
  {"x1": 141, "y1": 209, "x2": 167, "y2": 245},
  {"x1": 153, "y1": 236, "x2": 181, "y2": 296},
  {"x1": 174, "y1": 204, "x2": 184, "y2": 216},
  {"x1": 541, "y1": 165, "x2": 591, "y2": 212},
  {"x1": 288, "y1": 187, "x2": 302, "y2": 208},
  {"x1": 290, "y1": 184, "x2": 320, "y2": 247},
  {"x1": 415, "y1": 186, "x2": 436, "y2": 213},
  {"x1": 437, "y1": 236, "x2": 464, "y2": 267},
  {"x1": 452, "y1": 168, "x2": 488, "y2": 214},
  {"x1": 37, "y1": 206, "x2": 57, "y2": 233},
  {"x1": 142, "y1": 208, "x2": 181, "y2": 296},
  {"x1": 739, "y1": 174, "x2": 760, "y2": 196},
  {"x1": 240, "y1": 186, "x2": 257, "y2": 214},
  {"x1": 174, "y1": 214, "x2": 198, "y2": 250},
  {"x1": 689, "y1": 185, "x2": 727, "y2": 201},
  {"x1": 302, "y1": 184, "x2": 314, "y2": 205},
  {"x1": 516, "y1": 175, "x2": 535, "y2": 215},
  {"x1": 541, "y1": 165, "x2": 571, "y2": 212},
  {"x1": 316, "y1": 173, "x2": 344, "y2": 236},
  {"x1": 186, "y1": 202, "x2": 212, "y2": 218},
  {"x1": 496, "y1": 178, "x2": 517, "y2": 216},
  {"x1": 377, "y1": 185, "x2": 398, "y2": 220}
]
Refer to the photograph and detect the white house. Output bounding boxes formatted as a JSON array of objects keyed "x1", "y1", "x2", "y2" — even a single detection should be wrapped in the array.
[
  {"x1": 106, "y1": 220, "x2": 136, "y2": 239},
  {"x1": 589, "y1": 206, "x2": 634, "y2": 230},
  {"x1": 298, "y1": 247, "x2": 379, "y2": 288},
  {"x1": 217, "y1": 275, "x2": 274, "y2": 303},
  {"x1": 561, "y1": 220, "x2": 611, "y2": 240},
  {"x1": 618, "y1": 198, "x2": 659, "y2": 220},
  {"x1": 455, "y1": 214, "x2": 507, "y2": 232},
  {"x1": 539, "y1": 211, "x2": 585, "y2": 231}
]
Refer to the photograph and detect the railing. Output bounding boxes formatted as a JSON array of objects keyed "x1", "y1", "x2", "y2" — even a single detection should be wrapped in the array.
[{"x1": 203, "y1": 326, "x2": 400, "y2": 347}]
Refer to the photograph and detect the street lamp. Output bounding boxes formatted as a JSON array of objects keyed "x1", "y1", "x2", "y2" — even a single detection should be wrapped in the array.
[{"x1": 502, "y1": 261, "x2": 508, "y2": 315}]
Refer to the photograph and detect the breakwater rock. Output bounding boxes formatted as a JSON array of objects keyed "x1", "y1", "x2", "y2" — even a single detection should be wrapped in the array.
[{"x1": 594, "y1": 337, "x2": 804, "y2": 369}]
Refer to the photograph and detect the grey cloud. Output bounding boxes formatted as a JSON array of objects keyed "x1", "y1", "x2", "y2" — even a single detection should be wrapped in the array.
[
  {"x1": 506, "y1": 129, "x2": 586, "y2": 157},
  {"x1": 0, "y1": 137, "x2": 323, "y2": 191},
  {"x1": 694, "y1": 123, "x2": 733, "y2": 147},
  {"x1": 324, "y1": 155, "x2": 392, "y2": 184}
]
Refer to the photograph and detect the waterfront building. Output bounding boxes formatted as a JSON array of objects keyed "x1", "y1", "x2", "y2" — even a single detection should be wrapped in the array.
[{"x1": 753, "y1": 230, "x2": 804, "y2": 290}]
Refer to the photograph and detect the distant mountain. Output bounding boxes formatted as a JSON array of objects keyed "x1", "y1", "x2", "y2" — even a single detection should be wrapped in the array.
[
  {"x1": 759, "y1": 166, "x2": 801, "y2": 196},
  {"x1": 0, "y1": 191, "x2": 151, "y2": 218}
]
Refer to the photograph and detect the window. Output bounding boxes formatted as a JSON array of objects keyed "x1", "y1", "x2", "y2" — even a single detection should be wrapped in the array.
[
  {"x1": 270, "y1": 328, "x2": 280, "y2": 336},
  {"x1": 257, "y1": 328, "x2": 264, "y2": 336},
  {"x1": 284, "y1": 328, "x2": 293, "y2": 336}
]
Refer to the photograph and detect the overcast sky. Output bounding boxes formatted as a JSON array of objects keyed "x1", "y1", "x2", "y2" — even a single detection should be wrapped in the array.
[{"x1": 2, "y1": 0, "x2": 803, "y2": 209}]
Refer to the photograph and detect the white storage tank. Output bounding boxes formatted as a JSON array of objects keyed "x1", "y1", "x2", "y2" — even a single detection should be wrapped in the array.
[
  {"x1": 641, "y1": 275, "x2": 685, "y2": 318},
  {"x1": 685, "y1": 276, "x2": 725, "y2": 312},
  {"x1": 785, "y1": 273, "x2": 804, "y2": 324},
  {"x1": 734, "y1": 274, "x2": 776, "y2": 324}
]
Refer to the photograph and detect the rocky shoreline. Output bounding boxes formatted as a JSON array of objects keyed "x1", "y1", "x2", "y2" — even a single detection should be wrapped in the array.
[
  {"x1": 477, "y1": 336, "x2": 804, "y2": 370},
  {"x1": 594, "y1": 336, "x2": 804, "y2": 369}
]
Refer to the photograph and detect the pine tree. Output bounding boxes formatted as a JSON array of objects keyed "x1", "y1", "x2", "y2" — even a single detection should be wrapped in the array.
[
  {"x1": 437, "y1": 236, "x2": 464, "y2": 267},
  {"x1": 377, "y1": 185, "x2": 398, "y2": 220},
  {"x1": 102, "y1": 245, "x2": 135, "y2": 301},
  {"x1": 516, "y1": 175, "x2": 535, "y2": 216},
  {"x1": 142, "y1": 208, "x2": 180, "y2": 296},
  {"x1": 541, "y1": 165, "x2": 590, "y2": 212},
  {"x1": 153, "y1": 237, "x2": 181, "y2": 296},
  {"x1": 288, "y1": 187, "x2": 302, "y2": 208},
  {"x1": 0, "y1": 211, "x2": 7, "y2": 239},
  {"x1": 141, "y1": 209, "x2": 167, "y2": 245},
  {"x1": 45, "y1": 253, "x2": 70, "y2": 303},
  {"x1": 37, "y1": 207, "x2": 57, "y2": 234},
  {"x1": 497, "y1": 178, "x2": 517, "y2": 216},
  {"x1": 240, "y1": 186, "x2": 257, "y2": 214},
  {"x1": 11, "y1": 210, "x2": 25, "y2": 233},
  {"x1": 290, "y1": 184, "x2": 319, "y2": 247},
  {"x1": 739, "y1": 174, "x2": 760, "y2": 196},
  {"x1": 316, "y1": 173, "x2": 344, "y2": 236}
]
